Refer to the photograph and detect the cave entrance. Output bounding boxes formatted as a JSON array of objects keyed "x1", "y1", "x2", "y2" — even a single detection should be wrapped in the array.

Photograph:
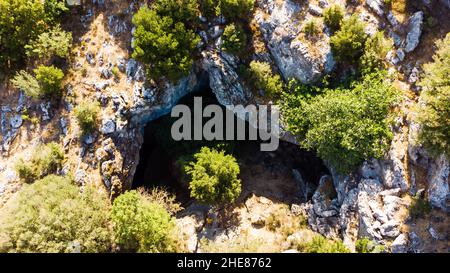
[{"x1": 132, "y1": 87, "x2": 329, "y2": 204}]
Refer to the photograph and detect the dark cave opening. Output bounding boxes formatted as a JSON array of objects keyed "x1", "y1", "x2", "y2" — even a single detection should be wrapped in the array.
[{"x1": 132, "y1": 87, "x2": 329, "y2": 204}]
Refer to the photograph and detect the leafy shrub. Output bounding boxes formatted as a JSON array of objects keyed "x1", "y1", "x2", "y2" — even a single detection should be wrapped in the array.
[
  {"x1": 25, "y1": 25, "x2": 72, "y2": 60},
  {"x1": 416, "y1": 33, "x2": 450, "y2": 156},
  {"x1": 330, "y1": 14, "x2": 368, "y2": 65},
  {"x1": 323, "y1": 4, "x2": 344, "y2": 33},
  {"x1": 265, "y1": 206, "x2": 307, "y2": 238},
  {"x1": 132, "y1": 6, "x2": 200, "y2": 81},
  {"x1": 199, "y1": 0, "x2": 217, "y2": 18},
  {"x1": 15, "y1": 142, "x2": 64, "y2": 183},
  {"x1": 359, "y1": 31, "x2": 393, "y2": 74},
  {"x1": 153, "y1": 0, "x2": 199, "y2": 26},
  {"x1": 110, "y1": 190, "x2": 178, "y2": 253},
  {"x1": 296, "y1": 235, "x2": 350, "y2": 253},
  {"x1": 221, "y1": 23, "x2": 247, "y2": 55},
  {"x1": 355, "y1": 237, "x2": 385, "y2": 253},
  {"x1": 34, "y1": 65, "x2": 64, "y2": 98},
  {"x1": 200, "y1": 234, "x2": 281, "y2": 253},
  {"x1": 217, "y1": 0, "x2": 255, "y2": 21},
  {"x1": 10, "y1": 70, "x2": 41, "y2": 99},
  {"x1": 248, "y1": 60, "x2": 284, "y2": 98},
  {"x1": 0, "y1": 175, "x2": 112, "y2": 253},
  {"x1": 185, "y1": 147, "x2": 241, "y2": 206},
  {"x1": 303, "y1": 19, "x2": 322, "y2": 38},
  {"x1": 282, "y1": 71, "x2": 398, "y2": 174},
  {"x1": 0, "y1": 0, "x2": 68, "y2": 71},
  {"x1": 74, "y1": 101, "x2": 100, "y2": 135}
]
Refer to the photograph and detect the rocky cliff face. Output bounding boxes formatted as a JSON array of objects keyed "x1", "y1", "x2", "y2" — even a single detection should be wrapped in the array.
[{"x1": 0, "y1": 0, "x2": 448, "y2": 252}]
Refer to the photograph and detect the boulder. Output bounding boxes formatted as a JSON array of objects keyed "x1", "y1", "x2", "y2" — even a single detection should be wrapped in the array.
[
  {"x1": 391, "y1": 234, "x2": 409, "y2": 253},
  {"x1": 405, "y1": 12, "x2": 423, "y2": 53}
]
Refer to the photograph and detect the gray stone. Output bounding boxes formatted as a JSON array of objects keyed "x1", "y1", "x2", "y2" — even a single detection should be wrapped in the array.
[
  {"x1": 60, "y1": 117, "x2": 68, "y2": 135},
  {"x1": 428, "y1": 155, "x2": 449, "y2": 210},
  {"x1": 74, "y1": 169, "x2": 86, "y2": 185},
  {"x1": 10, "y1": 114, "x2": 23, "y2": 128},
  {"x1": 405, "y1": 11, "x2": 423, "y2": 53},
  {"x1": 366, "y1": 0, "x2": 384, "y2": 17},
  {"x1": 101, "y1": 118, "x2": 116, "y2": 134},
  {"x1": 379, "y1": 220, "x2": 400, "y2": 238},
  {"x1": 40, "y1": 102, "x2": 51, "y2": 121},
  {"x1": 308, "y1": 5, "x2": 323, "y2": 16},
  {"x1": 391, "y1": 234, "x2": 408, "y2": 253}
]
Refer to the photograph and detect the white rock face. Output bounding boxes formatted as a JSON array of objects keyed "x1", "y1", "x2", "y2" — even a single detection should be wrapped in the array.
[
  {"x1": 366, "y1": 0, "x2": 385, "y2": 17},
  {"x1": 405, "y1": 11, "x2": 424, "y2": 53},
  {"x1": 428, "y1": 155, "x2": 449, "y2": 210},
  {"x1": 391, "y1": 234, "x2": 409, "y2": 253},
  {"x1": 255, "y1": 0, "x2": 334, "y2": 84}
]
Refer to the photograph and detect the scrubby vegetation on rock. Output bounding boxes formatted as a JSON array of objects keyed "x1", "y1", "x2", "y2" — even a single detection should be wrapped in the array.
[
  {"x1": 282, "y1": 71, "x2": 398, "y2": 173},
  {"x1": 110, "y1": 190, "x2": 179, "y2": 253},
  {"x1": 248, "y1": 60, "x2": 284, "y2": 98},
  {"x1": 221, "y1": 23, "x2": 247, "y2": 55},
  {"x1": 416, "y1": 33, "x2": 450, "y2": 157},
  {"x1": 0, "y1": 175, "x2": 112, "y2": 253},
  {"x1": 323, "y1": 4, "x2": 344, "y2": 33},
  {"x1": 74, "y1": 101, "x2": 100, "y2": 135},
  {"x1": 185, "y1": 147, "x2": 241, "y2": 206}
]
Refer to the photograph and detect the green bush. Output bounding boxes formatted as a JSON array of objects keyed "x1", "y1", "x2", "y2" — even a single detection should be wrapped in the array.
[
  {"x1": 323, "y1": 4, "x2": 344, "y2": 33},
  {"x1": 296, "y1": 235, "x2": 350, "y2": 253},
  {"x1": 10, "y1": 70, "x2": 41, "y2": 99},
  {"x1": 153, "y1": 0, "x2": 199, "y2": 26},
  {"x1": 185, "y1": 147, "x2": 241, "y2": 206},
  {"x1": 25, "y1": 25, "x2": 72, "y2": 60},
  {"x1": 34, "y1": 65, "x2": 64, "y2": 98},
  {"x1": 359, "y1": 31, "x2": 393, "y2": 74},
  {"x1": 74, "y1": 101, "x2": 100, "y2": 135},
  {"x1": 132, "y1": 5, "x2": 200, "y2": 81},
  {"x1": 221, "y1": 23, "x2": 247, "y2": 55},
  {"x1": 282, "y1": 71, "x2": 398, "y2": 174},
  {"x1": 248, "y1": 60, "x2": 284, "y2": 98},
  {"x1": 217, "y1": 0, "x2": 255, "y2": 21},
  {"x1": 0, "y1": 0, "x2": 68, "y2": 71},
  {"x1": 15, "y1": 142, "x2": 64, "y2": 183},
  {"x1": 330, "y1": 14, "x2": 368, "y2": 65},
  {"x1": 416, "y1": 33, "x2": 450, "y2": 156},
  {"x1": 110, "y1": 190, "x2": 178, "y2": 253},
  {"x1": 355, "y1": 237, "x2": 385, "y2": 253},
  {"x1": 409, "y1": 194, "x2": 432, "y2": 219},
  {"x1": 0, "y1": 175, "x2": 112, "y2": 253},
  {"x1": 199, "y1": 0, "x2": 217, "y2": 18},
  {"x1": 303, "y1": 19, "x2": 322, "y2": 38}
]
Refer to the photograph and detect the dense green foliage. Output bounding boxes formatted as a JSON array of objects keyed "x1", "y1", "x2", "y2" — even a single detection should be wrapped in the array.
[
  {"x1": 199, "y1": 0, "x2": 217, "y2": 18},
  {"x1": 248, "y1": 60, "x2": 284, "y2": 98},
  {"x1": 355, "y1": 237, "x2": 385, "y2": 253},
  {"x1": 282, "y1": 71, "x2": 397, "y2": 173},
  {"x1": 221, "y1": 23, "x2": 247, "y2": 55},
  {"x1": 11, "y1": 65, "x2": 64, "y2": 99},
  {"x1": 15, "y1": 142, "x2": 64, "y2": 183},
  {"x1": 359, "y1": 31, "x2": 393, "y2": 75},
  {"x1": 0, "y1": 0, "x2": 69, "y2": 71},
  {"x1": 34, "y1": 65, "x2": 64, "y2": 97},
  {"x1": 25, "y1": 25, "x2": 72, "y2": 60},
  {"x1": 416, "y1": 34, "x2": 450, "y2": 156},
  {"x1": 323, "y1": 4, "x2": 344, "y2": 33},
  {"x1": 110, "y1": 190, "x2": 178, "y2": 253},
  {"x1": 132, "y1": 5, "x2": 200, "y2": 81},
  {"x1": 217, "y1": 0, "x2": 255, "y2": 21},
  {"x1": 0, "y1": 175, "x2": 112, "y2": 253},
  {"x1": 153, "y1": 0, "x2": 199, "y2": 26},
  {"x1": 10, "y1": 70, "x2": 41, "y2": 98},
  {"x1": 296, "y1": 235, "x2": 350, "y2": 253},
  {"x1": 330, "y1": 14, "x2": 368, "y2": 65},
  {"x1": 74, "y1": 101, "x2": 100, "y2": 135},
  {"x1": 185, "y1": 147, "x2": 241, "y2": 205}
]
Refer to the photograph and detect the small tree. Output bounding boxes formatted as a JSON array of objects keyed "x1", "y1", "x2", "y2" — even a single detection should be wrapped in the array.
[
  {"x1": 132, "y1": 6, "x2": 200, "y2": 82},
  {"x1": 248, "y1": 60, "x2": 284, "y2": 98},
  {"x1": 110, "y1": 190, "x2": 178, "y2": 253},
  {"x1": 416, "y1": 33, "x2": 450, "y2": 156},
  {"x1": 217, "y1": 0, "x2": 255, "y2": 22},
  {"x1": 330, "y1": 14, "x2": 368, "y2": 65},
  {"x1": 25, "y1": 25, "x2": 72, "y2": 60},
  {"x1": 185, "y1": 147, "x2": 241, "y2": 206},
  {"x1": 74, "y1": 101, "x2": 100, "y2": 135},
  {"x1": 323, "y1": 4, "x2": 344, "y2": 33},
  {"x1": 153, "y1": 0, "x2": 200, "y2": 26},
  {"x1": 11, "y1": 70, "x2": 41, "y2": 99},
  {"x1": 221, "y1": 23, "x2": 247, "y2": 55},
  {"x1": 34, "y1": 65, "x2": 64, "y2": 98},
  {"x1": 0, "y1": 175, "x2": 112, "y2": 253}
]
